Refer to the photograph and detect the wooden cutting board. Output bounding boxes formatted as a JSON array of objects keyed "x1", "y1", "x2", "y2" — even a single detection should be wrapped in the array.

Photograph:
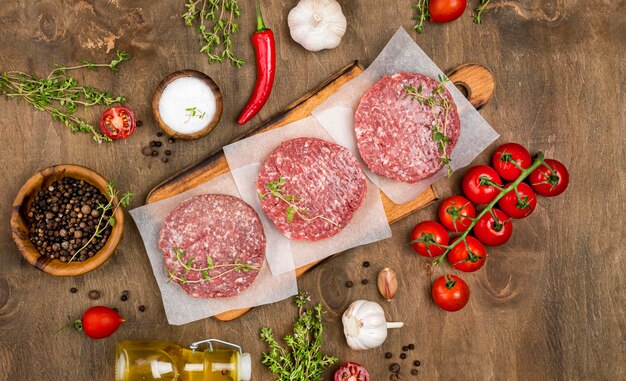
[{"x1": 146, "y1": 61, "x2": 495, "y2": 321}]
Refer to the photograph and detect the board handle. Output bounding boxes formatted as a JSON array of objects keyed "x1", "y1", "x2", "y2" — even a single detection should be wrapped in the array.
[{"x1": 446, "y1": 63, "x2": 495, "y2": 110}]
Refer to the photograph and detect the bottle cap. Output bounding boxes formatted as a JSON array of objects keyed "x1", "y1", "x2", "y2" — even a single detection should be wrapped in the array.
[{"x1": 239, "y1": 353, "x2": 252, "y2": 381}]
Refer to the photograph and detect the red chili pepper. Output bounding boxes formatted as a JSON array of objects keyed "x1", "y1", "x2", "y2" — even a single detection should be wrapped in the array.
[{"x1": 237, "y1": 0, "x2": 276, "y2": 125}]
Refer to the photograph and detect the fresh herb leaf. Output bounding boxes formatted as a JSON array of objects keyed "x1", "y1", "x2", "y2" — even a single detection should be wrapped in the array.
[
  {"x1": 474, "y1": 0, "x2": 491, "y2": 24},
  {"x1": 411, "y1": 0, "x2": 430, "y2": 33}
]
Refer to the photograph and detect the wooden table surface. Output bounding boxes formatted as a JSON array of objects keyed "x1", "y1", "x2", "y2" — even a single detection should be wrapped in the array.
[{"x1": 0, "y1": 1, "x2": 624, "y2": 380}]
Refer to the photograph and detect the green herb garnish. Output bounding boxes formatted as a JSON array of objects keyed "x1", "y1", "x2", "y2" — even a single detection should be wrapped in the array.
[
  {"x1": 260, "y1": 292, "x2": 338, "y2": 380},
  {"x1": 184, "y1": 106, "x2": 207, "y2": 123},
  {"x1": 473, "y1": 0, "x2": 490, "y2": 24},
  {"x1": 411, "y1": 0, "x2": 430, "y2": 33},
  {"x1": 182, "y1": 0, "x2": 245, "y2": 67},
  {"x1": 165, "y1": 247, "x2": 259, "y2": 284},
  {"x1": 0, "y1": 51, "x2": 130, "y2": 143}
]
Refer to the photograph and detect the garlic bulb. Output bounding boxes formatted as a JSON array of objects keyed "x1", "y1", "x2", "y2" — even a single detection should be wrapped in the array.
[
  {"x1": 288, "y1": 0, "x2": 347, "y2": 52},
  {"x1": 342, "y1": 300, "x2": 404, "y2": 351}
]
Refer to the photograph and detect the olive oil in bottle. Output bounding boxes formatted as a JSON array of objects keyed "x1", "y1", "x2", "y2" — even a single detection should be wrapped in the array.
[{"x1": 115, "y1": 339, "x2": 251, "y2": 381}]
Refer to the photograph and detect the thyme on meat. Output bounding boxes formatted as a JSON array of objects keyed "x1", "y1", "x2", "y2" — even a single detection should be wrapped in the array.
[
  {"x1": 182, "y1": 0, "x2": 245, "y2": 67},
  {"x1": 404, "y1": 74, "x2": 454, "y2": 175},
  {"x1": 184, "y1": 106, "x2": 206, "y2": 123},
  {"x1": 411, "y1": 0, "x2": 430, "y2": 33},
  {"x1": 473, "y1": 0, "x2": 490, "y2": 24},
  {"x1": 165, "y1": 247, "x2": 259, "y2": 285},
  {"x1": 69, "y1": 182, "x2": 132, "y2": 262},
  {"x1": 259, "y1": 177, "x2": 339, "y2": 226},
  {"x1": 0, "y1": 51, "x2": 130, "y2": 143},
  {"x1": 260, "y1": 291, "x2": 338, "y2": 380}
]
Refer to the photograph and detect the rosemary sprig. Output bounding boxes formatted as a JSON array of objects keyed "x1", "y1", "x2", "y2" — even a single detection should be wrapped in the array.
[
  {"x1": 259, "y1": 177, "x2": 339, "y2": 226},
  {"x1": 411, "y1": 0, "x2": 430, "y2": 33},
  {"x1": 404, "y1": 74, "x2": 454, "y2": 175},
  {"x1": 260, "y1": 292, "x2": 338, "y2": 380},
  {"x1": 184, "y1": 106, "x2": 206, "y2": 123},
  {"x1": 165, "y1": 247, "x2": 259, "y2": 285},
  {"x1": 182, "y1": 0, "x2": 245, "y2": 67},
  {"x1": 473, "y1": 0, "x2": 490, "y2": 24},
  {"x1": 69, "y1": 182, "x2": 132, "y2": 262},
  {"x1": 0, "y1": 51, "x2": 130, "y2": 143}
]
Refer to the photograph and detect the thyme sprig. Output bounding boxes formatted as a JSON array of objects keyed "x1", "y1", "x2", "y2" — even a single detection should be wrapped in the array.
[
  {"x1": 473, "y1": 0, "x2": 491, "y2": 24},
  {"x1": 404, "y1": 74, "x2": 454, "y2": 175},
  {"x1": 69, "y1": 182, "x2": 132, "y2": 262},
  {"x1": 411, "y1": 0, "x2": 430, "y2": 33},
  {"x1": 165, "y1": 247, "x2": 259, "y2": 285},
  {"x1": 182, "y1": 0, "x2": 245, "y2": 67},
  {"x1": 259, "y1": 177, "x2": 339, "y2": 226},
  {"x1": 0, "y1": 51, "x2": 130, "y2": 143},
  {"x1": 184, "y1": 106, "x2": 206, "y2": 123},
  {"x1": 260, "y1": 292, "x2": 338, "y2": 380}
]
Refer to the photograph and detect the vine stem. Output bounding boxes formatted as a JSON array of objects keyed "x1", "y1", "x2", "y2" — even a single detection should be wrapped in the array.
[{"x1": 432, "y1": 152, "x2": 546, "y2": 266}]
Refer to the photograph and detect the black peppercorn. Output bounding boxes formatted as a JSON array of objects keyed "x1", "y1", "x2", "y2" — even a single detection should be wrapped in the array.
[
  {"x1": 389, "y1": 363, "x2": 401, "y2": 373},
  {"x1": 155, "y1": 141, "x2": 162, "y2": 147},
  {"x1": 156, "y1": 131, "x2": 163, "y2": 137},
  {"x1": 363, "y1": 261, "x2": 370, "y2": 267},
  {"x1": 411, "y1": 369, "x2": 418, "y2": 376},
  {"x1": 413, "y1": 360, "x2": 421, "y2": 367},
  {"x1": 385, "y1": 352, "x2": 393, "y2": 359},
  {"x1": 403, "y1": 346, "x2": 409, "y2": 351},
  {"x1": 70, "y1": 287, "x2": 78, "y2": 293},
  {"x1": 409, "y1": 344, "x2": 415, "y2": 350},
  {"x1": 361, "y1": 279, "x2": 369, "y2": 285},
  {"x1": 142, "y1": 146, "x2": 153, "y2": 156},
  {"x1": 149, "y1": 141, "x2": 157, "y2": 147},
  {"x1": 165, "y1": 150, "x2": 172, "y2": 156},
  {"x1": 88, "y1": 290, "x2": 101, "y2": 300},
  {"x1": 168, "y1": 137, "x2": 175, "y2": 144},
  {"x1": 162, "y1": 157, "x2": 169, "y2": 163},
  {"x1": 121, "y1": 295, "x2": 128, "y2": 301},
  {"x1": 400, "y1": 353, "x2": 407, "y2": 359},
  {"x1": 345, "y1": 281, "x2": 354, "y2": 288},
  {"x1": 138, "y1": 305, "x2": 146, "y2": 312},
  {"x1": 151, "y1": 151, "x2": 159, "y2": 157}
]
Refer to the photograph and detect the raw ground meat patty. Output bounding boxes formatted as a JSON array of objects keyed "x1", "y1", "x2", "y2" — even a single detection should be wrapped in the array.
[
  {"x1": 354, "y1": 72, "x2": 461, "y2": 183},
  {"x1": 257, "y1": 137, "x2": 367, "y2": 241},
  {"x1": 158, "y1": 194, "x2": 266, "y2": 298}
]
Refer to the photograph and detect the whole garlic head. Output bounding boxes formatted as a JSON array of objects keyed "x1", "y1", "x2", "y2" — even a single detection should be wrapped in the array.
[
  {"x1": 342, "y1": 300, "x2": 404, "y2": 351},
  {"x1": 288, "y1": 0, "x2": 347, "y2": 52}
]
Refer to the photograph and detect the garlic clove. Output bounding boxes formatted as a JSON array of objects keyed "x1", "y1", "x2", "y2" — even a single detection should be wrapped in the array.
[
  {"x1": 288, "y1": 0, "x2": 347, "y2": 52},
  {"x1": 377, "y1": 268, "x2": 398, "y2": 301},
  {"x1": 342, "y1": 300, "x2": 404, "y2": 351}
]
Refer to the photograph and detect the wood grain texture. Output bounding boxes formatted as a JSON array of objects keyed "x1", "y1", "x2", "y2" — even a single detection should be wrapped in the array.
[{"x1": 0, "y1": 1, "x2": 624, "y2": 380}]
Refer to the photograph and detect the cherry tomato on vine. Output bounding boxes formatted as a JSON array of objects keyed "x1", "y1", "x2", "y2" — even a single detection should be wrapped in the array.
[
  {"x1": 334, "y1": 362, "x2": 370, "y2": 381},
  {"x1": 498, "y1": 182, "x2": 537, "y2": 219},
  {"x1": 77, "y1": 306, "x2": 124, "y2": 339},
  {"x1": 409, "y1": 221, "x2": 450, "y2": 258},
  {"x1": 461, "y1": 165, "x2": 503, "y2": 204},
  {"x1": 528, "y1": 159, "x2": 569, "y2": 197},
  {"x1": 492, "y1": 143, "x2": 532, "y2": 181},
  {"x1": 100, "y1": 106, "x2": 136, "y2": 140},
  {"x1": 438, "y1": 195, "x2": 476, "y2": 232},
  {"x1": 428, "y1": 0, "x2": 467, "y2": 23},
  {"x1": 432, "y1": 275, "x2": 470, "y2": 312},
  {"x1": 474, "y1": 209, "x2": 513, "y2": 246},
  {"x1": 447, "y1": 236, "x2": 486, "y2": 272}
]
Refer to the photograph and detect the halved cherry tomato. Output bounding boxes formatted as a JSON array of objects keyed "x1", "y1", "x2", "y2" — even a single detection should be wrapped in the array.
[
  {"x1": 462, "y1": 165, "x2": 503, "y2": 204},
  {"x1": 334, "y1": 362, "x2": 370, "y2": 381},
  {"x1": 100, "y1": 106, "x2": 136, "y2": 140},
  {"x1": 438, "y1": 195, "x2": 476, "y2": 232},
  {"x1": 492, "y1": 143, "x2": 532, "y2": 181},
  {"x1": 78, "y1": 306, "x2": 124, "y2": 339},
  {"x1": 447, "y1": 236, "x2": 486, "y2": 272},
  {"x1": 409, "y1": 221, "x2": 450, "y2": 258},
  {"x1": 498, "y1": 182, "x2": 537, "y2": 219},
  {"x1": 429, "y1": 0, "x2": 467, "y2": 23},
  {"x1": 528, "y1": 159, "x2": 569, "y2": 197},
  {"x1": 432, "y1": 275, "x2": 470, "y2": 312},
  {"x1": 474, "y1": 209, "x2": 513, "y2": 246}
]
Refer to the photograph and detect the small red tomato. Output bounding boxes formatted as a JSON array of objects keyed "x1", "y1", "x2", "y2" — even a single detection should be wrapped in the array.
[
  {"x1": 447, "y1": 236, "x2": 486, "y2": 272},
  {"x1": 100, "y1": 106, "x2": 136, "y2": 139},
  {"x1": 409, "y1": 221, "x2": 450, "y2": 258},
  {"x1": 462, "y1": 165, "x2": 503, "y2": 204},
  {"x1": 528, "y1": 159, "x2": 569, "y2": 197},
  {"x1": 432, "y1": 275, "x2": 470, "y2": 312},
  {"x1": 474, "y1": 209, "x2": 513, "y2": 246},
  {"x1": 492, "y1": 143, "x2": 532, "y2": 181},
  {"x1": 334, "y1": 362, "x2": 370, "y2": 381},
  {"x1": 438, "y1": 195, "x2": 476, "y2": 232},
  {"x1": 429, "y1": 0, "x2": 467, "y2": 23},
  {"x1": 78, "y1": 306, "x2": 124, "y2": 339},
  {"x1": 498, "y1": 182, "x2": 537, "y2": 219}
]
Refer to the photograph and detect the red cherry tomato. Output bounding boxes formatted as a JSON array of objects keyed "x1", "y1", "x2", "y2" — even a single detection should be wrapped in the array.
[
  {"x1": 432, "y1": 275, "x2": 470, "y2": 312},
  {"x1": 498, "y1": 182, "x2": 537, "y2": 219},
  {"x1": 528, "y1": 159, "x2": 569, "y2": 197},
  {"x1": 100, "y1": 106, "x2": 136, "y2": 139},
  {"x1": 461, "y1": 165, "x2": 503, "y2": 204},
  {"x1": 474, "y1": 209, "x2": 513, "y2": 246},
  {"x1": 429, "y1": 0, "x2": 467, "y2": 23},
  {"x1": 334, "y1": 362, "x2": 370, "y2": 381},
  {"x1": 447, "y1": 236, "x2": 486, "y2": 272},
  {"x1": 492, "y1": 143, "x2": 532, "y2": 181},
  {"x1": 79, "y1": 306, "x2": 124, "y2": 339},
  {"x1": 409, "y1": 221, "x2": 450, "y2": 258},
  {"x1": 438, "y1": 195, "x2": 476, "y2": 232}
]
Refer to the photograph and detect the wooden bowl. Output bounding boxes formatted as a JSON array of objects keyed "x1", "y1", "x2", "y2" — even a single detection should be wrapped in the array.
[
  {"x1": 151, "y1": 70, "x2": 223, "y2": 140},
  {"x1": 10, "y1": 165, "x2": 124, "y2": 276}
]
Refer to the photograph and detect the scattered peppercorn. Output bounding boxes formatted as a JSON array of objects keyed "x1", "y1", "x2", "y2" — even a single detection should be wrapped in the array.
[
  {"x1": 155, "y1": 141, "x2": 162, "y2": 147},
  {"x1": 156, "y1": 131, "x2": 163, "y2": 137},
  {"x1": 385, "y1": 352, "x2": 393, "y2": 359},
  {"x1": 363, "y1": 261, "x2": 370, "y2": 268},
  {"x1": 411, "y1": 369, "x2": 418, "y2": 376},
  {"x1": 70, "y1": 287, "x2": 78, "y2": 293},
  {"x1": 164, "y1": 150, "x2": 172, "y2": 156},
  {"x1": 400, "y1": 353, "x2": 407, "y2": 360},
  {"x1": 413, "y1": 360, "x2": 421, "y2": 367},
  {"x1": 138, "y1": 305, "x2": 146, "y2": 312},
  {"x1": 88, "y1": 290, "x2": 101, "y2": 300},
  {"x1": 136, "y1": 120, "x2": 143, "y2": 127},
  {"x1": 151, "y1": 151, "x2": 159, "y2": 157},
  {"x1": 168, "y1": 137, "x2": 175, "y2": 144},
  {"x1": 409, "y1": 344, "x2": 415, "y2": 350},
  {"x1": 345, "y1": 281, "x2": 354, "y2": 288},
  {"x1": 112, "y1": 307, "x2": 119, "y2": 313},
  {"x1": 162, "y1": 157, "x2": 169, "y2": 163},
  {"x1": 361, "y1": 279, "x2": 369, "y2": 285},
  {"x1": 149, "y1": 141, "x2": 157, "y2": 147},
  {"x1": 403, "y1": 346, "x2": 409, "y2": 351},
  {"x1": 121, "y1": 294, "x2": 128, "y2": 301},
  {"x1": 389, "y1": 363, "x2": 401, "y2": 373},
  {"x1": 142, "y1": 146, "x2": 154, "y2": 156}
]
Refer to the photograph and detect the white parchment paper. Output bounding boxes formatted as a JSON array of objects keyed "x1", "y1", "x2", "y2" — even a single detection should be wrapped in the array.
[
  {"x1": 129, "y1": 172, "x2": 298, "y2": 325},
  {"x1": 312, "y1": 27, "x2": 500, "y2": 204},
  {"x1": 223, "y1": 116, "x2": 392, "y2": 275}
]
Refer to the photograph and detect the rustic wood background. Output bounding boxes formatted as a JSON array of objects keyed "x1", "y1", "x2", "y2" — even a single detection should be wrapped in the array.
[{"x1": 0, "y1": 1, "x2": 624, "y2": 380}]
